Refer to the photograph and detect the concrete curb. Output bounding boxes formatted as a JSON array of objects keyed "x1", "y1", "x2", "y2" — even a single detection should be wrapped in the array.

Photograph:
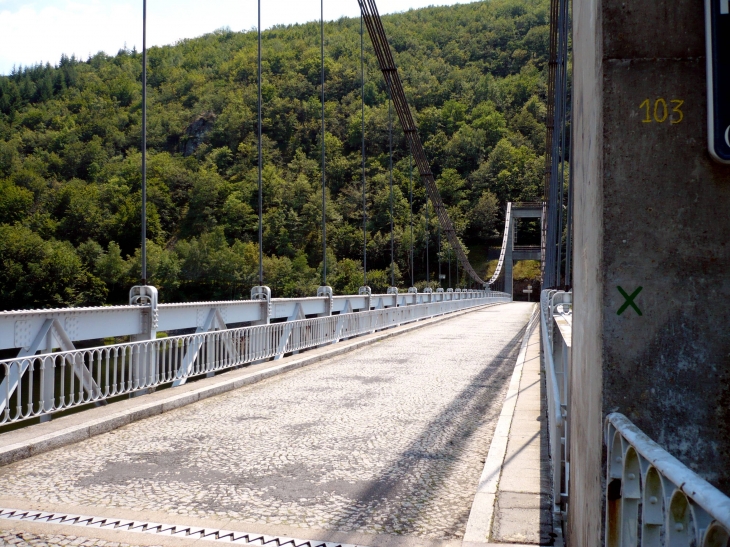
[
  {"x1": 462, "y1": 306, "x2": 539, "y2": 546},
  {"x1": 0, "y1": 302, "x2": 509, "y2": 468}
]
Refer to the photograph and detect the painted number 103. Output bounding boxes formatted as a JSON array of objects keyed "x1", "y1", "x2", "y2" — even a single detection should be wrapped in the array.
[{"x1": 640, "y1": 98, "x2": 684, "y2": 124}]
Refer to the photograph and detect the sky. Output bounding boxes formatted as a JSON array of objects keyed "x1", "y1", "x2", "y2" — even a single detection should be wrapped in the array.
[{"x1": 0, "y1": 0, "x2": 471, "y2": 75}]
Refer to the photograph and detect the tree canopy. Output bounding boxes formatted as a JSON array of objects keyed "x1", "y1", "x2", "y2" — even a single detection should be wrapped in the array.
[{"x1": 0, "y1": 0, "x2": 548, "y2": 309}]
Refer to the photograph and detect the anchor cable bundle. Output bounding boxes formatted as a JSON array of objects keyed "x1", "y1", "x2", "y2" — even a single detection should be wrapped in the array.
[{"x1": 357, "y1": 0, "x2": 487, "y2": 287}]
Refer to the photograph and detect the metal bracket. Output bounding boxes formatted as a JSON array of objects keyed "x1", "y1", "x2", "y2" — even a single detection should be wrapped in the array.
[
  {"x1": 251, "y1": 286, "x2": 271, "y2": 325},
  {"x1": 423, "y1": 287, "x2": 433, "y2": 303},
  {"x1": 407, "y1": 287, "x2": 418, "y2": 306},
  {"x1": 317, "y1": 286, "x2": 333, "y2": 316},
  {"x1": 129, "y1": 285, "x2": 159, "y2": 339},
  {"x1": 358, "y1": 286, "x2": 372, "y2": 311},
  {"x1": 129, "y1": 285, "x2": 160, "y2": 395},
  {"x1": 386, "y1": 287, "x2": 399, "y2": 307}
]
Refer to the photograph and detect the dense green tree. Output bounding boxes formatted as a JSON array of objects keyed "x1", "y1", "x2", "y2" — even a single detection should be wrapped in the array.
[
  {"x1": 0, "y1": 0, "x2": 548, "y2": 309},
  {"x1": 0, "y1": 225, "x2": 107, "y2": 308}
]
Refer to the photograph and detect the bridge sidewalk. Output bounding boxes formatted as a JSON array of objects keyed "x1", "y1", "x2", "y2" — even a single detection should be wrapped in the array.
[{"x1": 464, "y1": 314, "x2": 558, "y2": 546}]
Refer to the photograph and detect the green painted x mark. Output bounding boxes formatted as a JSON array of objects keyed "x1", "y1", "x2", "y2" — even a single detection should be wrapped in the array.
[{"x1": 617, "y1": 286, "x2": 643, "y2": 316}]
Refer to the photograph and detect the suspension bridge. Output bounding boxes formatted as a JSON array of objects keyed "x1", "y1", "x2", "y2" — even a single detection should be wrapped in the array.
[{"x1": 1, "y1": 0, "x2": 730, "y2": 545}]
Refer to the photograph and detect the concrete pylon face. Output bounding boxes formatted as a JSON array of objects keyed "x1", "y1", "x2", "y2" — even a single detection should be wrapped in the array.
[
  {"x1": 504, "y1": 215, "x2": 514, "y2": 297},
  {"x1": 571, "y1": 0, "x2": 730, "y2": 542}
]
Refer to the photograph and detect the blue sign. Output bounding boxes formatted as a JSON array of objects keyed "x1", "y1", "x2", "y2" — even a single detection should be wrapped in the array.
[{"x1": 706, "y1": 0, "x2": 730, "y2": 163}]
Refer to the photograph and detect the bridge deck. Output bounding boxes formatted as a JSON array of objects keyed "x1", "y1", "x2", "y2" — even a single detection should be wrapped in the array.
[{"x1": 0, "y1": 303, "x2": 536, "y2": 547}]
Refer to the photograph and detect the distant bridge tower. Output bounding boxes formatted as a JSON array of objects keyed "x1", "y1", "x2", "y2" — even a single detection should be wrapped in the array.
[{"x1": 494, "y1": 202, "x2": 544, "y2": 297}]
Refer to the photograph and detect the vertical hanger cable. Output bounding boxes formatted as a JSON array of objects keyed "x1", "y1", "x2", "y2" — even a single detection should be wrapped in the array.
[
  {"x1": 389, "y1": 94, "x2": 394, "y2": 288},
  {"x1": 320, "y1": 0, "x2": 327, "y2": 286},
  {"x1": 409, "y1": 154, "x2": 413, "y2": 287},
  {"x1": 141, "y1": 0, "x2": 147, "y2": 285},
  {"x1": 257, "y1": 0, "x2": 264, "y2": 286},
  {"x1": 438, "y1": 224, "x2": 441, "y2": 288},
  {"x1": 425, "y1": 197, "x2": 429, "y2": 285},
  {"x1": 361, "y1": 14, "x2": 367, "y2": 287}
]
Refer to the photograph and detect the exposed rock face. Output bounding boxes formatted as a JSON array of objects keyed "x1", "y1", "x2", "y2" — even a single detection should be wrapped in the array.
[{"x1": 182, "y1": 112, "x2": 216, "y2": 156}]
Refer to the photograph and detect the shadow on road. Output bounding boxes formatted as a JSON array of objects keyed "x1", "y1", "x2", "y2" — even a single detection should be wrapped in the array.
[{"x1": 324, "y1": 319, "x2": 530, "y2": 539}]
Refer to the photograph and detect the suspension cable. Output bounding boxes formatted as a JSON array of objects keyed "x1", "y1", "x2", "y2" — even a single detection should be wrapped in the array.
[
  {"x1": 320, "y1": 0, "x2": 327, "y2": 286},
  {"x1": 257, "y1": 0, "x2": 264, "y2": 287},
  {"x1": 358, "y1": 0, "x2": 485, "y2": 287},
  {"x1": 361, "y1": 14, "x2": 367, "y2": 287},
  {"x1": 409, "y1": 153, "x2": 413, "y2": 287},
  {"x1": 389, "y1": 94, "x2": 394, "y2": 288},
  {"x1": 141, "y1": 0, "x2": 147, "y2": 285}
]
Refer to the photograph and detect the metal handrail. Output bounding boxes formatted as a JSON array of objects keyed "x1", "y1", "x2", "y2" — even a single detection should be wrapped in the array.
[
  {"x1": 0, "y1": 290, "x2": 489, "y2": 352},
  {"x1": 542, "y1": 292, "x2": 730, "y2": 543},
  {"x1": 605, "y1": 413, "x2": 730, "y2": 546},
  {"x1": 0, "y1": 294, "x2": 510, "y2": 425},
  {"x1": 540, "y1": 289, "x2": 571, "y2": 519},
  {"x1": 511, "y1": 202, "x2": 544, "y2": 209}
]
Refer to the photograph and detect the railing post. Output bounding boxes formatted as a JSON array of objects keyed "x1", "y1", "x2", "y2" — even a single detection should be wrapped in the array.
[
  {"x1": 358, "y1": 285, "x2": 372, "y2": 311},
  {"x1": 411, "y1": 287, "x2": 420, "y2": 314},
  {"x1": 317, "y1": 285, "x2": 333, "y2": 316},
  {"x1": 251, "y1": 286, "x2": 271, "y2": 325},
  {"x1": 129, "y1": 285, "x2": 158, "y2": 395},
  {"x1": 407, "y1": 286, "x2": 417, "y2": 306},
  {"x1": 41, "y1": 330, "x2": 54, "y2": 419},
  {"x1": 387, "y1": 286, "x2": 399, "y2": 307},
  {"x1": 423, "y1": 286, "x2": 433, "y2": 303}
]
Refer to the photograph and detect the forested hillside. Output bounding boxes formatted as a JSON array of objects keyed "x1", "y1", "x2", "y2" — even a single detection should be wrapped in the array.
[{"x1": 0, "y1": 0, "x2": 548, "y2": 309}]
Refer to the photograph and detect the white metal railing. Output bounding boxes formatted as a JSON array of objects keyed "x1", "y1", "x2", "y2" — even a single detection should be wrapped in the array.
[
  {"x1": 0, "y1": 290, "x2": 491, "y2": 352},
  {"x1": 0, "y1": 294, "x2": 510, "y2": 425},
  {"x1": 540, "y1": 289, "x2": 572, "y2": 520},
  {"x1": 541, "y1": 291, "x2": 730, "y2": 543},
  {"x1": 605, "y1": 413, "x2": 730, "y2": 546}
]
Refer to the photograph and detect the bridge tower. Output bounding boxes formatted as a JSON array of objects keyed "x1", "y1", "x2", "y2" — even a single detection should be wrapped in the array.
[
  {"x1": 570, "y1": 0, "x2": 730, "y2": 543},
  {"x1": 508, "y1": 203, "x2": 543, "y2": 297}
]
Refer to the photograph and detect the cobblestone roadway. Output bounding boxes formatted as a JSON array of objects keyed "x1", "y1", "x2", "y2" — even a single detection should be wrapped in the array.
[{"x1": 0, "y1": 303, "x2": 533, "y2": 542}]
